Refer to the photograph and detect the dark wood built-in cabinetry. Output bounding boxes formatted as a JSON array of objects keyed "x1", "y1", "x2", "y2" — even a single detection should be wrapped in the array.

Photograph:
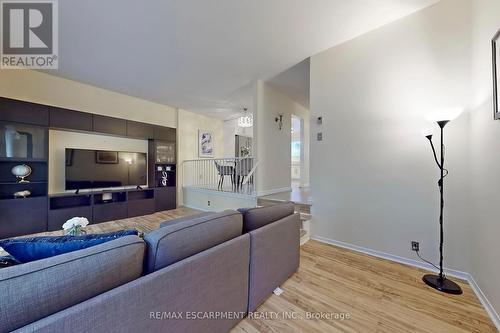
[
  {"x1": 0, "y1": 197, "x2": 48, "y2": 237},
  {"x1": 148, "y1": 137, "x2": 177, "y2": 212},
  {"x1": 92, "y1": 115, "x2": 127, "y2": 136},
  {"x1": 0, "y1": 97, "x2": 177, "y2": 239},
  {"x1": 127, "y1": 189, "x2": 156, "y2": 218},
  {"x1": 48, "y1": 194, "x2": 93, "y2": 231},
  {"x1": 0, "y1": 108, "x2": 49, "y2": 238},
  {"x1": 0, "y1": 98, "x2": 49, "y2": 126},
  {"x1": 50, "y1": 107, "x2": 93, "y2": 132},
  {"x1": 154, "y1": 126, "x2": 176, "y2": 141},
  {"x1": 127, "y1": 121, "x2": 154, "y2": 139},
  {"x1": 47, "y1": 189, "x2": 156, "y2": 231},
  {"x1": 155, "y1": 187, "x2": 176, "y2": 212}
]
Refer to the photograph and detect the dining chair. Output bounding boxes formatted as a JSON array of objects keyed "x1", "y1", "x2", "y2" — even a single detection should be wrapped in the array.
[{"x1": 214, "y1": 161, "x2": 234, "y2": 189}]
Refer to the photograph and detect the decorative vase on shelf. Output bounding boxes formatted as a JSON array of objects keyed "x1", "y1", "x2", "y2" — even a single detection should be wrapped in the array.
[
  {"x1": 11, "y1": 164, "x2": 32, "y2": 183},
  {"x1": 62, "y1": 217, "x2": 89, "y2": 236}
]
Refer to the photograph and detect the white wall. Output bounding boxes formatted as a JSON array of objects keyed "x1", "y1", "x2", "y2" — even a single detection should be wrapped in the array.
[
  {"x1": 254, "y1": 80, "x2": 310, "y2": 195},
  {"x1": 177, "y1": 109, "x2": 224, "y2": 205},
  {"x1": 49, "y1": 131, "x2": 148, "y2": 194},
  {"x1": 310, "y1": 0, "x2": 500, "y2": 320},
  {"x1": 310, "y1": 0, "x2": 472, "y2": 272},
  {"x1": 0, "y1": 70, "x2": 177, "y2": 127},
  {"x1": 468, "y1": 0, "x2": 500, "y2": 316},
  {"x1": 183, "y1": 188, "x2": 257, "y2": 212}
]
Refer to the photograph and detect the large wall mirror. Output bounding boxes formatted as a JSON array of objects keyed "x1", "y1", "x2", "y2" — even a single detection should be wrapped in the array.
[{"x1": 493, "y1": 29, "x2": 500, "y2": 119}]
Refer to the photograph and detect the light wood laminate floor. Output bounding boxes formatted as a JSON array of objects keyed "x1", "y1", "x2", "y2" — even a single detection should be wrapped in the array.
[
  {"x1": 233, "y1": 240, "x2": 497, "y2": 333},
  {"x1": 19, "y1": 206, "x2": 202, "y2": 238}
]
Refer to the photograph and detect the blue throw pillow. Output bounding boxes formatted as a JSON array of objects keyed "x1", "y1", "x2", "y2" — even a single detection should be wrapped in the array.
[
  {"x1": 0, "y1": 255, "x2": 20, "y2": 268},
  {"x1": 0, "y1": 230, "x2": 138, "y2": 263}
]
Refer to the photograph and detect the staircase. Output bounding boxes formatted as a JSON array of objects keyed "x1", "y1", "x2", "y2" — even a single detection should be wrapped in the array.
[{"x1": 257, "y1": 197, "x2": 311, "y2": 245}]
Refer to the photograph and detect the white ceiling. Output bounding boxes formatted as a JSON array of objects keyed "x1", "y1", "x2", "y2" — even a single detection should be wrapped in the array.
[{"x1": 50, "y1": 0, "x2": 438, "y2": 119}]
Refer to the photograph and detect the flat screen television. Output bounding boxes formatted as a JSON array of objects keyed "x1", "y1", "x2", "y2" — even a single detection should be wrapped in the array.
[{"x1": 65, "y1": 148, "x2": 147, "y2": 191}]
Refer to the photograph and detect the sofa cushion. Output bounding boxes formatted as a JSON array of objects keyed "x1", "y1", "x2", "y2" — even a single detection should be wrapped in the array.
[
  {"x1": 238, "y1": 202, "x2": 295, "y2": 232},
  {"x1": 144, "y1": 210, "x2": 242, "y2": 274},
  {"x1": 0, "y1": 230, "x2": 138, "y2": 263},
  {"x1": 0, "y1": 235, "x2": 145, "y2": 333}
]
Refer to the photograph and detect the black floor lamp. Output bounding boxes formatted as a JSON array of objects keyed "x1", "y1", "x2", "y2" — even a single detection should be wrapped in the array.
[{"x1": 422, "y1": 108, "x2": 463, "y2": 295}]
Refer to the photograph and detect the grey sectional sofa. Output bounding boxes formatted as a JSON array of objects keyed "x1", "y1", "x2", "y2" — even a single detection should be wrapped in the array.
[{"x1": 0, "y1": 202, "x2": 300, "y2": 333}]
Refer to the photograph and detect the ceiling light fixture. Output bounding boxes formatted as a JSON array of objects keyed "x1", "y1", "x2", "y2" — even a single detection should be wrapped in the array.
[{"x1": 238, "y1": 108, "x2": 253, "y2": 128}]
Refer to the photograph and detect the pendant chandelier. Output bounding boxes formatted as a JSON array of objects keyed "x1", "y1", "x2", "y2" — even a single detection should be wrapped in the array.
[{"x1": 237, "y1": 108, "x2": 253, "y2": 128}]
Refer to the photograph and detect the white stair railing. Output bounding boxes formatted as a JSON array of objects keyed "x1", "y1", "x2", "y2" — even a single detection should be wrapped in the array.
[{"x1": 182, "y1": 157, "x2": 256, "y2": 194}]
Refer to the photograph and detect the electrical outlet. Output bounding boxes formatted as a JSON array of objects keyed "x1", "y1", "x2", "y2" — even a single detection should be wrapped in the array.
[
  {"x1": 207, "y1": 200, "x2": 211, "y2": 207},
  {"x1": 411, "y1": 241, "x2": 420, "y2": 252}
]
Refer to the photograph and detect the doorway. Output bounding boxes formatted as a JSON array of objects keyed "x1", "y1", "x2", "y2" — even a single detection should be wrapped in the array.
[{"x1": 291, "y1": 115, "x2": 303, "y2": 188}]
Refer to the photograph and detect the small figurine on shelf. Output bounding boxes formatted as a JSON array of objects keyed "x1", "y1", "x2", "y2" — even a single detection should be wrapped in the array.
[
  {"x1": 161, "y1": 171, "x2": 168, "y2": 187},
  {"x1": 13, "y1": 190, "x2": 31, "y2": 199},
  {"x1": 11, "y1": 164, "x2": 32, "y2": 183},
  {"x1": 62, "y1": 217, "x2": 89, "y2": 236}
]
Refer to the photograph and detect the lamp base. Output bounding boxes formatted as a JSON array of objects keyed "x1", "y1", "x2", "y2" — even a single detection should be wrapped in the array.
[{"x1": 423, "y1": 274, "x2": 463, "y2": 295}]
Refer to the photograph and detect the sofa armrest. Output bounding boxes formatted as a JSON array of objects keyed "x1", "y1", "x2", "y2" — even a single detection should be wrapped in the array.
[{"x1": 247, "y1": 213, "x2": 300, "y2": 312}]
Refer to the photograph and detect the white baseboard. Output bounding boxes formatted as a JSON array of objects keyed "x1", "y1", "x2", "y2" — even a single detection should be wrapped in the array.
[
  {"x1": 300, "y1": 235, "x2": 310, "y2": 246},
  {"x1": 311, "y1": 235, "x2": 500, "y2": 331},
  {"x1": 467, "y1": 275, "x2": 500, "y2": 330},
  {"x1": 257, "y1": 187, "x2": 292, "y2": 197},
  {"x1": 312, "y1": 236, "x2": 469, "y2": 279},
  {"x1": 183, "y1": 186, "x2": 256, "y2": 200},
  {"x1": 181, "y1": 204, "x2": 213, "y2": 212}
]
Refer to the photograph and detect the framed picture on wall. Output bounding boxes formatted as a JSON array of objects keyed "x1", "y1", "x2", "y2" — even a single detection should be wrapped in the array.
[
  {"x1": 95, "y1": 151, "x2": 119, "y2": 164},
  {"x1": 493, "y1": 28, "x2": 500, "y2": 120},
  {"x1": 198, "y1": 130, "x2": 214, "y2": 158}
]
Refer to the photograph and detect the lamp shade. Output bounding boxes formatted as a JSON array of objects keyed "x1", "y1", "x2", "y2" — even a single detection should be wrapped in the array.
[
  {"x1": 421, "y1": 128, "x2": 434, "y2": 138},
  {"x1": 424, "y1": 108, "x2": 463, "y2": 123}
]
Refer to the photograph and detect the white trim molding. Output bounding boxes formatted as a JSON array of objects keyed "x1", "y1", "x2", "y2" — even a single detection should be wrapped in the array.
[
  {"x1": 181, "y1": 204, "x2": 212, "y2": 212},
  {"x1": 467, "y1": 276, "x2": 500, "y2": 331},
  {"x1": 311, "y1": 236, "x2": 500, "y2": 331},
  {"x1": 183, "y1": 186, "x2": 257, "y2": 200},
  {"x1": 256, "y1": 187, "x2": 292, "y2": 197},
  {"x1": 312, "y1": 236, "x2": 469, "y2": 280}
]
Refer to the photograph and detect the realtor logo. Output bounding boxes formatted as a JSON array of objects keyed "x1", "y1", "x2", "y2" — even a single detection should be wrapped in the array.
[{"x1": 1, "y1": 0, "x2": 58, "y2": 69}]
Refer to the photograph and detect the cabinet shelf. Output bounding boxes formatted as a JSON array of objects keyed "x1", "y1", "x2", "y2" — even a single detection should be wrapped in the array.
[
  {"x1": 0, "y1": 182, "x2": 48, "y2": 200},
  {"x1": 93, "y1": 191, "x2": 127, "y2": 205},
  {"x1": 0, "y1": 181, "x2": 47, "y2": 185},
  {"x1": 127, "y1": 189, "x2": 155, "y2": 201},
  {"x1": 0, "y1": 195, "x2": 47, "y2": 201},
  {"x1": 49, "y1": 195, "x2": 92, "y2": 210}
]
